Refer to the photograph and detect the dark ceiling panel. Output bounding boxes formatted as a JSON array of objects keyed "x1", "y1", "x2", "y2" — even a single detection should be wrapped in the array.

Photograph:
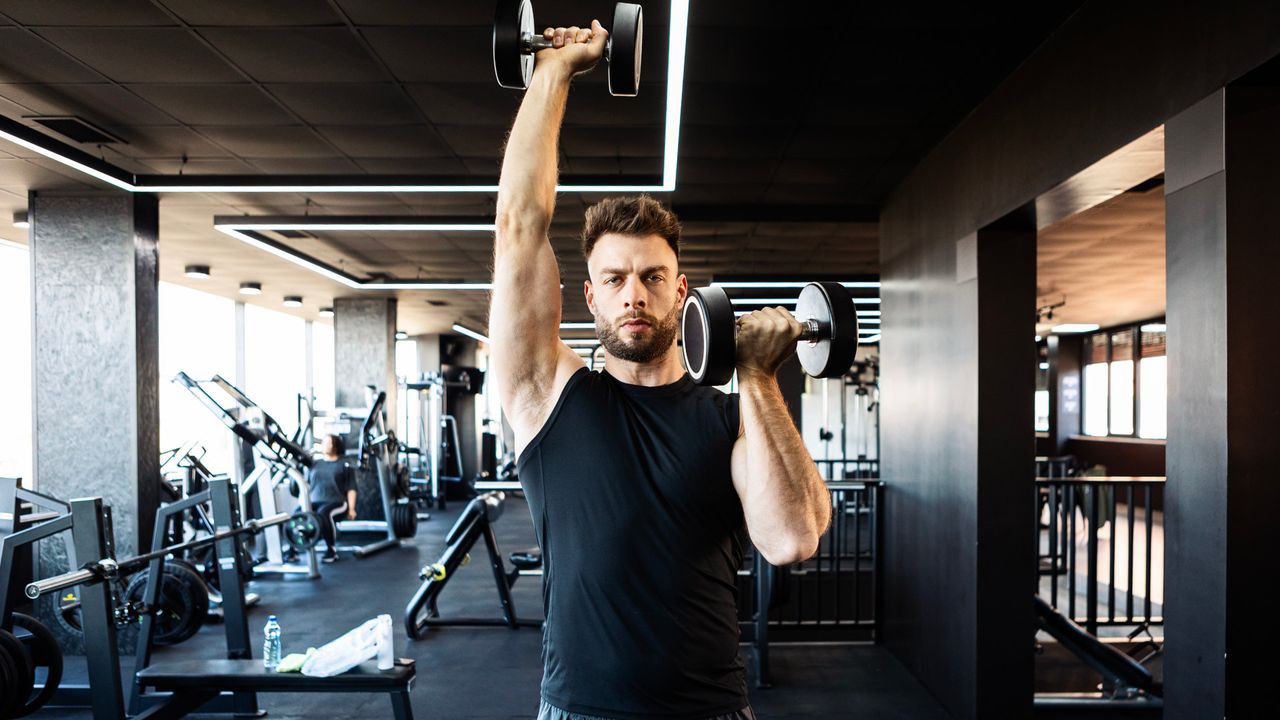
[
  {"x1": 196, "y1": 126, "x2": 337, "y2": 158},
  {"x1": 199, "y1": 28, "x2": 389, "y2": 83},
  {"x1": 318, "y1": 124, "x2": 455, "y2": 158},
  {"x1": 362, "y1": 27, "x2": 493, "y2": 83},
  {"x1": 405, "y1": 83, "x2": 521, "y2": 127},
  {"x1": 104, "y1": 126, "x2": 230, "y2": 158},
  {"x1": 334, "y1": 0, "x2": 492, "y2": 27},
  {"x1": 268, "y1": 83, "x2": 422, "y2": 125},
  {"x1": 248, "y1": 157, "x2": 364, "y2": 174},
  {"x1": 128, "y1": 84, "x2": 294, "y2": 125},
  {"x1": 558, "y1": 125, "x2": 664, "y2": 158},
  {"x1": 0, "y1": 28, "x2": 103, "y2": 83},
  {"x1": 36, "y1": 28, "x2": 244, "y2": 83},
  {"x1": 354, "y1": 156, "x2": 471, "y2": 175},
  {"x1": 159, "y1": 0, "x2": 342, "y2": 27},
  {"x1": 0, "y1": 0, "x2": 174, "y2": 26}
]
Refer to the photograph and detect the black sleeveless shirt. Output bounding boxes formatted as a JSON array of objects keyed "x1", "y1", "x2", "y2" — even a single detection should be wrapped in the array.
[{"x1": 517, "y1": 367, "x2": 748, "y2": 719}]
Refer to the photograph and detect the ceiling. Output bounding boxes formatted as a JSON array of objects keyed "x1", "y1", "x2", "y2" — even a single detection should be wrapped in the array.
[
  {"x1": 0, "y1": 0, "x2": 1083, "y2": 334},
  {"x1": 1037, "y1": 182, "x2": 1165, "y2": 334}
]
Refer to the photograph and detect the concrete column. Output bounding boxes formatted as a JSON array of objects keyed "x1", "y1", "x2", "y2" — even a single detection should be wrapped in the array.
[
  {"x1": 880, "y1": 205, "x2": 1036, "y2": 719},
  {"x1": 334, "y1": 296, "x2": 397, "y2": 424},
  {"x1": 29, "y1": 191, "x2": 159, "y2": 561},
  {"x1": 1164, "y1": 81, "x2": 1280, "y2": 719}
]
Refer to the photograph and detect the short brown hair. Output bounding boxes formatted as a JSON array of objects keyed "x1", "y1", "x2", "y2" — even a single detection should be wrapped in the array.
[{"x1": 581, "y1": 195, "x2": 681, "y2": 261}]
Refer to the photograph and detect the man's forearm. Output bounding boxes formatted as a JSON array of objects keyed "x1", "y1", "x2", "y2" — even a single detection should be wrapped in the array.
[
  {"x1": 739, "y1": 370, "x2": 831, "y2": 561},
  {"x1": 496, "y1": 64, "x2": 573, "y2": 232}
]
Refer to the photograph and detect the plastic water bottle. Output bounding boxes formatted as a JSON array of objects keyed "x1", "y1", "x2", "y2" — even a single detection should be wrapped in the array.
[{"x1": 263, "y1": 615, "x2": 282, "y2": 670}]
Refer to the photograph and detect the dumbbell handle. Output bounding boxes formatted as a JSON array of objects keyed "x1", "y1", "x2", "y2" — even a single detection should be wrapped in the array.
[
  {"x1": 739, "y1": 314, "x2": 829, "y2": 343},
  {"x1": 521, "y1": 32, "x2": 612, "y2": 58}
]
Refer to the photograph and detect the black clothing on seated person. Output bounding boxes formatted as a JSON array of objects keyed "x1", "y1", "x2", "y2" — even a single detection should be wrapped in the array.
[
  {"x1": 517, "y1": 368, "x2": 748, "y2": 719},
  {"x1": 308, "y1": 459, "x2": 354, "y2": 506}
]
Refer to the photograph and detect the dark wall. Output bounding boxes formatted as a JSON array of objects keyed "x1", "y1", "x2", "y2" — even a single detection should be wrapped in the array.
[
  {"x1": 1065, "y1": 437, "x2": 1165, "y2": 477},
  {"x1": 878, "y1": 3, "x2": 1280, "y2": 718}
]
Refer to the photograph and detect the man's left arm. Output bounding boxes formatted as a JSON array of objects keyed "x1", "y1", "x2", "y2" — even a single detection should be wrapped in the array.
[{"x1": 730, "y1": 308, "x2": 832, "y2": 566}]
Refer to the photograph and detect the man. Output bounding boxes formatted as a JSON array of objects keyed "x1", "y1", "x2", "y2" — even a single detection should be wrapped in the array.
[{"x1": 489, "y1": 20, "x2": 832, "y2": 720}]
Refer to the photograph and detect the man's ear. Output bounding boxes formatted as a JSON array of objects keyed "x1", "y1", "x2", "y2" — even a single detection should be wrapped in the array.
[{"x1": 583, "y1": 279, "x2": 595, "y2": 315}]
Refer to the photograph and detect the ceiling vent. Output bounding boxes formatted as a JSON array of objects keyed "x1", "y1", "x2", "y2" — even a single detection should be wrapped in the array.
[{"x1": 28, "y1": 115, "x2": 125, "y2": 144}]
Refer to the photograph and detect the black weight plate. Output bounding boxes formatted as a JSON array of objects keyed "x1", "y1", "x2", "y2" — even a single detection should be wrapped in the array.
[
  {"x1": 164, "y1": 561, "x2": 211, "y2": 629},
  {"x1": 392, "y1": 504, "x2": 419, "y2": 539},
  {"x1": 795, "y1": 282, "x2": 858, "y2": 378},
  {"x1": 493, "y1": 0, "x2": 535, "y2": 90},
  {"x1": 0, "y1": 632, "x2": 20, "y2": 720},
  {"x1": 122, "y1": 566, "x2": 204, "y2": 646},
  {"x1": 285, "y1": 511, "x2": 322, "y2": 551},
  {"x1": 608, "y1": 2, "x2": 643, "y2": 96},
  {"x1": 0, "y1": 627, "x2": 34, "y2": 719},
  {"x1": 10, "y1": 613, "x2": 63, "y2": 718},
  {"x1": 682, "y1": 286, "x2": 736, "y2": 386}
]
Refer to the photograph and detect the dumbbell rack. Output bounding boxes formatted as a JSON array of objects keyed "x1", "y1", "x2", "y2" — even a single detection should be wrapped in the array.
[{"x1": 0, "y1": 477, "x2": 263, "y2": 719}]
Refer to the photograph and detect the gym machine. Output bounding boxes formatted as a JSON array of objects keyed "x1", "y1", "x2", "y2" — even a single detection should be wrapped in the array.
[
  {"x1": 173, "y1": 372, "x2": 321, "y2": 578},
  {"x1": 1, "y1": 477, "x2": 286, "y2": 717},
  {"x1": 333, "y1": 389, "x2": 419, "y2": 557},
  {"x1": 403, "y1": 491, "x2": 542, "y2": 640}
]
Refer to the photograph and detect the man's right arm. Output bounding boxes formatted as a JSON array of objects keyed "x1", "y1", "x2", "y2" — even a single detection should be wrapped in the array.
[{"x1": 490, "y1": 23, "x2": 606, "y2": 449}]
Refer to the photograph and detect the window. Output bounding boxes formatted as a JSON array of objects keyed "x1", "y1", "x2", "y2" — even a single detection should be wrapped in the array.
[
  {"x1": 158, "y1": 282, "x2": 237, "y2": 472},
  {"x1": 243, "y1": 304, "x2": 307, "y2": 437},
  {"x1": 0, "y1": 243, "x2": 32, "y2": 482},
  {"x1": 312, "y1": 321, "x2": 334, "y2": 411},
  {"x1": 1078, "y1": 321, "x2": 1166, "y2": 439},
  {"x1": 1034, "y1": 342, "x2": 1049, "y2": 432}
]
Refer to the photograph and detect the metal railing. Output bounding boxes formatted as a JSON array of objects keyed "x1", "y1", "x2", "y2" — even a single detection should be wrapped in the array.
[
  {"x1": 813, "y1": 457, "x2": 879, "y2": 480},
  {"x1": 1037, "y1": 477, "x2": 1165, "y2": 635},
  {"x1": 740, "y1": 480, "x2": 882, "y2": 686}
]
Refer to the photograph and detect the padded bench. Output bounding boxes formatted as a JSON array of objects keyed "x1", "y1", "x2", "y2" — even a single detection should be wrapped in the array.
[{"x1": 134, "y1": 658, "x2": 416, "y2": 720}]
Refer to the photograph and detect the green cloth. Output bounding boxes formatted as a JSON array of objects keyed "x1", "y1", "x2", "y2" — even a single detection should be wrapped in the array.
[{"x1": 276, "y1": 648, "x2": 317, "y2": 673}]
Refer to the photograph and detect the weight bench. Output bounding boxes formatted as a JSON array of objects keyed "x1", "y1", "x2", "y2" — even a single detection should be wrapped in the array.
[{"x1": 134, "y1": 658, "x2": 416, "y2": 720}]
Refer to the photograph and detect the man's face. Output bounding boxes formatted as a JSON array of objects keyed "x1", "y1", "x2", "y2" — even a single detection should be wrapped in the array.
[
  {"x1": 584, "y1": 233, "x2": 687, "y2": 364},
  {"x1": 322, "y1": 436, "x2": 339, "y2": 456}
]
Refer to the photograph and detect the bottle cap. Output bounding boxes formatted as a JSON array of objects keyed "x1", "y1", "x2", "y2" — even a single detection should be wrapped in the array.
[{"x1": 268, "y1": 615, "x2": 278, "y2": 622}]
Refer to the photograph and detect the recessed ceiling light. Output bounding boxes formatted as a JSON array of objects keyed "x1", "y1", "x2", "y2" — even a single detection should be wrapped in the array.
[
  {"x1": 12, "y1": 211, "x2": 29, "y2": 228},
  {"x1": 395, "y1": 331, "x2": 408, "y2": 340},
  {"x1": 318, "y1": 307, "x2": 334, "y2": 318},
  {"x1": 1039, "y1": 362, "x2": 1049, "y2": 370},
  {"x1": 451, "y1": 323, "x2": 490, "y2": 344},
  {"x1": 1051, "y1": 323, "x2": 1099, "y2": 333},
  {"x1": 282, "y1": 296, "x2": 303, "y2": 308},
  {"x1": 239, "y1": 282, "x2": 262, "y2": 296},
  {"x1": 184, "y1": 264, "x2": 210, "y2": 279}
]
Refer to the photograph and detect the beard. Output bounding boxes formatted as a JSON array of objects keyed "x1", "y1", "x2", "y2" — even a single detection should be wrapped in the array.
[{"x1": 597, "y1": 301, "x2": 681, "y2": 363}]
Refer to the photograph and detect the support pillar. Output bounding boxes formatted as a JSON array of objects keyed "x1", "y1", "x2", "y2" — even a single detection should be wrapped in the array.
[
  {"x1": 880, "y1": 205, "x2": 1036, "y2": 719},
  {"x1": 334, "y1": 296, "x2": 397, "y2": 424},
  {"x1": 29, "y1": 191, "x2": 159, "y2": 560},
  {"x1": 1164, "y1": 77, "x2": 1280, "y2": 719},
  {"x1": 1046, "y1": 334, "x2": 1082, "y2": 455}
]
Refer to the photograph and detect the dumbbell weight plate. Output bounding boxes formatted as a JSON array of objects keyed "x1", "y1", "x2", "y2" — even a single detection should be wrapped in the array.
[
  {"x1": 607, "y1": 3, "x2": 643, "y2": 97},
  {"x1": 284, "y1": 512, "x2": 322, "y2": 552},
  {"x1": 681, "y1": 286, "x2": 736, "y2": 387},
  {"x1": 794, "y1": 282, "x2": 859, "y2": 378},
  {"x1": 493, "y1": 0, "x2": 536, "y2": 90}
]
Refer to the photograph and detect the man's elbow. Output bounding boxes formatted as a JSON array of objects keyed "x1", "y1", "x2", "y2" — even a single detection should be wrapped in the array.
[{"x1": 758, "y1": 532, "x2": 822, "y2": 567}]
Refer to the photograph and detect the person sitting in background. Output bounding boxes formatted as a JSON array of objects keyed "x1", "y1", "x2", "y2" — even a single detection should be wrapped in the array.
[{"x1": 287, "y1": 434, "x2": 357, "y2": 563}]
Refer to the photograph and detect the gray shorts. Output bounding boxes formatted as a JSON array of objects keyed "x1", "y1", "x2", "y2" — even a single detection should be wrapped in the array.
[{"x1": 537, "y1": 700, "x2": 756, "y2": 720}]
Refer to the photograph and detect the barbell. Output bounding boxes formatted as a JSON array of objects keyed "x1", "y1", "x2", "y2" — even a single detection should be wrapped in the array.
[
  {"x1": 493, "y1": 0, "x2": 643, "y2": 96},
  {"x1": 681, "y1": 282, "x2": 860, "y2": 386},
  {"x1": 25, "y1": 512, "x2": 293, "y2": 600}
]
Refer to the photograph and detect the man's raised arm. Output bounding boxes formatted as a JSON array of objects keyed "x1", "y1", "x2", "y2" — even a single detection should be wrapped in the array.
[{"x1": 490, "y1": 22, "x2": 607, "y2": 446}]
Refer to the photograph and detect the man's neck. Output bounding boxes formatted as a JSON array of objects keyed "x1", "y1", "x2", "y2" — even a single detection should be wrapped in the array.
[{"x1": 601, "y1": 346, "x2": 686, "y2": 387}]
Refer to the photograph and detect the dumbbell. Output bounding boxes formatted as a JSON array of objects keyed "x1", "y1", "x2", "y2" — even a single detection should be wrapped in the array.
[
  {"x1": 493, "y1": 0, "x2": 643, "y2": 96},
  {"x1": 681, "y1": 282, "x2": 860, "y2": 386}
]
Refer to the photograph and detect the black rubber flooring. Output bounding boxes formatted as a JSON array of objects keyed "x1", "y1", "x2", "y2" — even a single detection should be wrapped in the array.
[{"x1": 34, "y1": 494, "x2": 952, "y2": 719}]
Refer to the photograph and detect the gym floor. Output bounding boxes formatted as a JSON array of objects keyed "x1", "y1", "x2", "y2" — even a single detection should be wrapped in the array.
[{"x1": 37, "y1": 495, "x2": 951, "y2": 720}]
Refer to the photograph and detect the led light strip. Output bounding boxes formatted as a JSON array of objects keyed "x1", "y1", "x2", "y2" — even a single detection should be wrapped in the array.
[
  {"x1": 452, "y1": 323, "x2": 490, "y2": 343},
  {"x1": 0, "y1": 0, "x2": 690, "y2": 195},
  {"x1": 712, "y1": 281, "x2": 881, "y2": 289}
]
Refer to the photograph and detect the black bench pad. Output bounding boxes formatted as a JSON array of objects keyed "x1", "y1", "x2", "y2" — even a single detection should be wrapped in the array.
[{"x1": 137, "y1": 658, "x2": 415, "y2": 692}]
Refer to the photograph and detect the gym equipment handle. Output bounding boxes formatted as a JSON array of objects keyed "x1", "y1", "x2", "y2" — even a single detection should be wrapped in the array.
[{"x1": 26, "y1": 512, "x2": 290, "y2": 599}]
